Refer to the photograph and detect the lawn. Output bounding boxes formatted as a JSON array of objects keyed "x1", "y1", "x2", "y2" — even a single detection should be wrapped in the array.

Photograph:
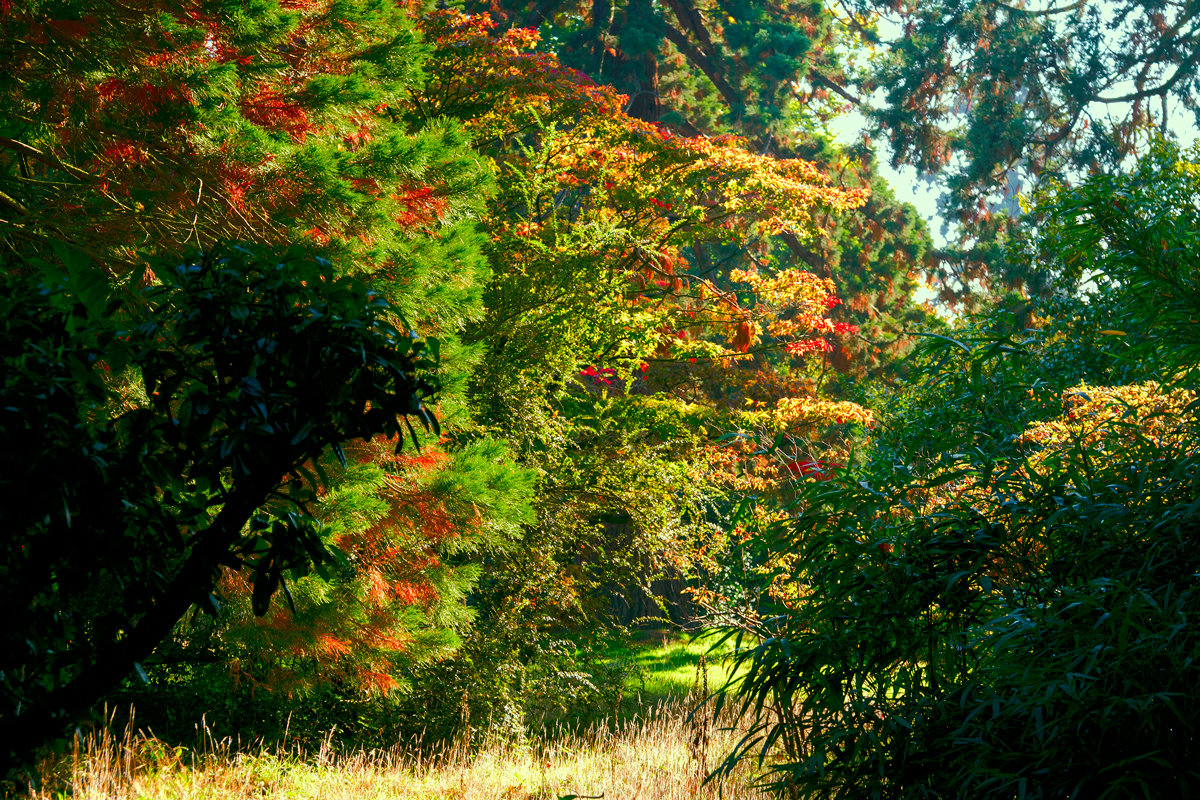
[{"x1": 606, "y1": 628, "x2": 738, "y2": 709}]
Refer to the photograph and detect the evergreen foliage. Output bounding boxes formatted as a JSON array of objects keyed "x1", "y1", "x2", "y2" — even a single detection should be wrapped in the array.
[
  {"x1": 0, "y1": 0, "x2": 492, "y2": 323},
  {"x1": 0, "y1": 246, "x2": 440, "y2": 769},
  {"x1": 852, "y1": 0, "x2": 1200, "y2": 303}
]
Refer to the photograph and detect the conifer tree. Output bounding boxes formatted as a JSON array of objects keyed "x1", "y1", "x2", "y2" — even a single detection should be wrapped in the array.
[
  {"x1": 0, "y1": 0, "x2": 491, "y2": 326},
  {"x1": 190, "y1": 437, "x2": 534, "y2": 699},
  {"x1": 852, "y1": 0, "x2": 1200, "y2": 301},
  {"x1": 0, "y1": 0, "x2": 533, "y2": 742}
]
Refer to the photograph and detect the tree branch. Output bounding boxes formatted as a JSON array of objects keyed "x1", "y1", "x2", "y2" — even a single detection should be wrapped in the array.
[
  {"x1": 780, "y1": 230, "x2": 828, "y2": 273},
  {"x1": 0, "y1": 136, "x2": 92, "y2": 181},
  {"x1": 0, "y1": 190, "x2": 28, "y2": 215},
  {"x1": 988, "y1": 0, "x2": 1087, "y2": 16},
  {"x1": 659, "y1": 25, "x2": 743, "y2": 111},
  {"x1": 810, "y1": 71, "x2": 865, "y2": 106},
  {"x1": 1094, "y1": 44, "x2": 1200, "y2": 103},
  {"x1": 513, "y1": 0, "x2": 567, "y2": 29},
  {"x1": 0, "y1": 477, "x2": 272, "y2": 770},
  {"x1": 661, "y1": 0, "x2": 717, "y2": 59}
]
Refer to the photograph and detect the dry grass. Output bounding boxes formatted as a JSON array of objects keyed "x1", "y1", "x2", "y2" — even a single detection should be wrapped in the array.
[{"x1": 25, "y1": 698, "x2": 765, "y2": 800}]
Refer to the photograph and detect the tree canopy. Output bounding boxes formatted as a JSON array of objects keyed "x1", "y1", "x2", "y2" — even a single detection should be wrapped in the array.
[{"x1": 852, "y1": 0, "x2": 1200, "y2": 301}]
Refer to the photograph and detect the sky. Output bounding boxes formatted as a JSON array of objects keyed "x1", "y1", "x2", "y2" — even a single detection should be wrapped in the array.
[
  {"x1": 829, "y1": 109, "x2": 945, "y2": 241},
  {"x1": 827, "y1": 107, "x2": 947, "y2": 305}
]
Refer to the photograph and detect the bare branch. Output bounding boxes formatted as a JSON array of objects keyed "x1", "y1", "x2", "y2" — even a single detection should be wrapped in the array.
[
  {"x1": 810, "y1": 71, "x2": 865, "y2": 106},
  {"x1": 0, "y1": 191, "x2": 28, "y2": 215},
  {"x1": 661, "y1": 0, "x2": 718, "y2": 58},
  {"x1": 1095, "y1": 45, "x2": 1200, "y2": 102},
  {"x1": 659, "y1": 25, "x2": 743, "y2": 111}
]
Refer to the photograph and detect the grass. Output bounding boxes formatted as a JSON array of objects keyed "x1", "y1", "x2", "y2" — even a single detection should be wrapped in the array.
[
  {"x1": 19, "y1": 629, "x2": 764, "y2": 799},
  {"x1": 608, "y1": 629, "x2": 738, "y2": 706},
  {"x1": 24, "y1": 697, "x2": 762, "y2": 800}
]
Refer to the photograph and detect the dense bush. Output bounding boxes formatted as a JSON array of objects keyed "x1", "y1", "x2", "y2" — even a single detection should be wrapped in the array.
[
  {"x1": 0, "y1": 246, "x2": 441, "y2": 768},
  {"x1": 713, "y1": 140, "x2": 1200, "y2": 798}
]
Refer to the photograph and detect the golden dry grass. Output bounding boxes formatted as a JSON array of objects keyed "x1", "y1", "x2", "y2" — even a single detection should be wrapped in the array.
[{"x1": 25, "y1": 698, "x2": 765, "y2": 800}]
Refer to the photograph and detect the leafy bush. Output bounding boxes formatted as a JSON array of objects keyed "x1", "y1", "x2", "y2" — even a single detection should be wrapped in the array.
[
  {"x1": 712, "y1": 139, "x2": 1200, "y2": 798},
  {"x1": 0, "y1": 245, "x2": 439, "y2": 768}
]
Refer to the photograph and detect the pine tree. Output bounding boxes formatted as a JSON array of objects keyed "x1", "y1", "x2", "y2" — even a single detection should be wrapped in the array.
[
  {"x1": 0, "y1": 0, "x2": 491, "y2": 325},
  {"x1": 0, "y1": 0, "x2": 533, "y2": 751},
  {"x1": 848, "y1": 0, "x2": 1199, "y2": 302}
]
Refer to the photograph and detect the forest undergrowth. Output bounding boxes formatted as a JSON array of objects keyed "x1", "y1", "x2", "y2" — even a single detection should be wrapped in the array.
[
  {"x1": 28, "y1": 703, "x2": 758, "y2": 800},
  {"x1": 26, "y1": 637, "x2": 760, "y2": 800}
]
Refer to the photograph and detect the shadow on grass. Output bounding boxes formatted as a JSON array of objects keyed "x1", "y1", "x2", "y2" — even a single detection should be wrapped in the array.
[
  {"x1": 522, "y1": 627, "x2": 736, "y2": 739},
  {"x1": 602, "y1": 629, "x2": 736, "y2": 720}
]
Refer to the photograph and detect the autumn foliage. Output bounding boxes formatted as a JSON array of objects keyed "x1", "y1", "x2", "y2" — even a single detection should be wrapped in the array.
[
  {"x1": 0, "y1": 0, "x2": 491, "y2": 317},
  {"x1": 413, "y1": 8, "x2": 868, "y2": 359},
  {"x1": 3, "y1": 0, "x2": 874, "y2": 757}
]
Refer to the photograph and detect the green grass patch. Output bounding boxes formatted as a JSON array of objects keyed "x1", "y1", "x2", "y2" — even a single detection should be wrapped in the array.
[{"x1": 605, "y1": 629, "x2": 737, "y2": 708}]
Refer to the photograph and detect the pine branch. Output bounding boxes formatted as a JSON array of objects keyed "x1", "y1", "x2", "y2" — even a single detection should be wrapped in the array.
[{"x1": 0, "y1": 136, "x2": 93, "y2": 181}]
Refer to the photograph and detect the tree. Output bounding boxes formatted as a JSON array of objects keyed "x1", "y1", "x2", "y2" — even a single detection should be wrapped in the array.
[
  {"x1": 465, "y1": 0, "x2": 936, "y2": 373},
  {"x1": 412, "y1": 7, "x2": 871, "y2": 569},
  {"x1": 0, "y1": 246, "x2": 442, "y2": 769},
  {"x1": 0, "y1": 0, "x2": 542, "y2": 730},
  {"x1": 848, "y1": 0, "x2": 1200, "y2": 302},
  {"x1": 373, "y1": 10, "x2": 879, "y2": 732},
  {"x1": 483, "y1": 0, "x2": 1200, "y2": 309},
  {"x1": 463, "y1": 0, "x2": 852, "y2": 139}
]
